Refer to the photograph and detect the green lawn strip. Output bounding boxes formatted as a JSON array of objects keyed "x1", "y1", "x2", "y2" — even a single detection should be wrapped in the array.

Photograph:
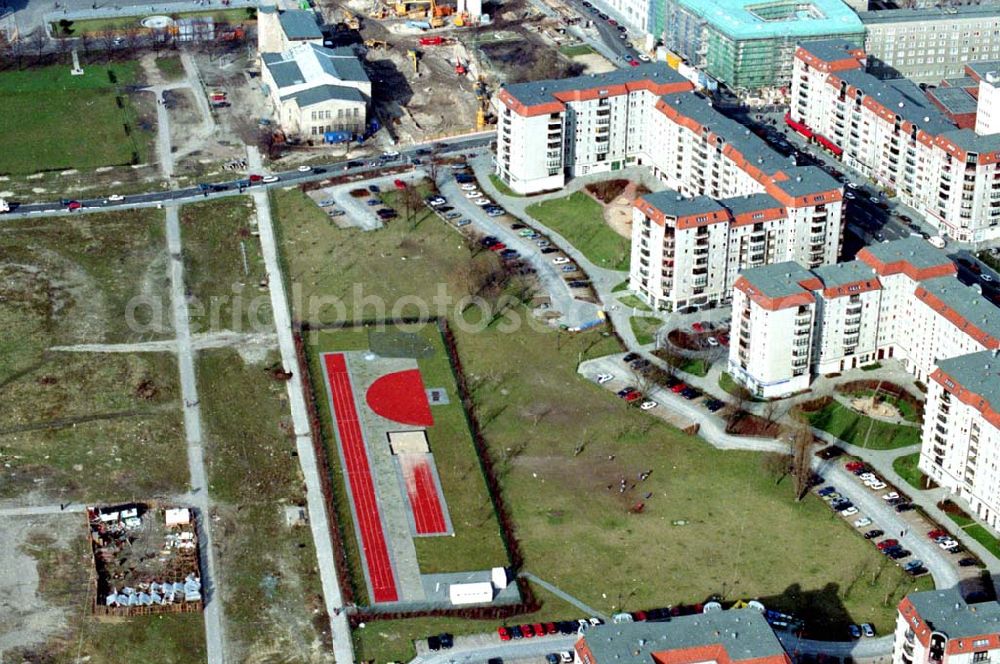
[
  {"x1": 844, "y1": 388, "x2": 920, "y2": 422},
  {"x1": 612, "y1": 280, "x2": 629, "y2": 292},
  {"x1": 60, "y1": 8, "x2": 256, "y2": 35},
  {"x1": 618, "y1": 293, "x2": 652, "y2": 312},
  {"x1": 963, "y1": 525, "x2": 1000, "y2": 559},
  {"x1": 180, "y1": 198, "x2": 272, "y2": 333},
  {"x1": 891, "y1": 453, "x2": 931, "y2": 491},
  {"x1": 19, "y1": 524, "x2": 206, "y2": 663},
  {"x1": 489, "y1": 173, "x2": 523, "y2": 197},
  {"x1": 559, "y1": 43, "x2": 596, "y2": 57},
  {"x1": 198, "y1": 349, "x2": 329, "y2": 658},
  {"x1": 154, "y1": 55, "x2": 185, "y2": 81},
  {"x1": 526, "y1": 192, "x2": 630, "y2": 270},
  {"x1": 630, "y1": 315, "x2": 662, "y2": 345},
  {"x1": 680, "y1": 357, "x2": 709, "y2": 377},
  {"x1": 804, "y1": 401, "x2": 921, "y2": 450},
  {"x1": 718, "y1": 372, "x2": 763, "y2": 401},
  {"x1": 0, "y1": 62, "x2": 150, "y2": 173},
  {"x1": 353, "y1": 580, "x2": 581, "y2": 662}
]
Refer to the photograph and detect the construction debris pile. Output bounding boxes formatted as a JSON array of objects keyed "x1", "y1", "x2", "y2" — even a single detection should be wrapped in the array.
[{"x1": 88, "y1": 503, "x2": 204, "y2": 615}]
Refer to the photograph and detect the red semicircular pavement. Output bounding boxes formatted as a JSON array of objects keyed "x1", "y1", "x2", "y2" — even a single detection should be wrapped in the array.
[{"x1": 365, "y1": 369, "x2": 434, "y2": 427}]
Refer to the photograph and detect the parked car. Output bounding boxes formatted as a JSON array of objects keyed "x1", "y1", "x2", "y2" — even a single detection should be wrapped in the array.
[
  {"x1": 541, "y1": 247, "x2": 558, "y2": 254},
  {"x1": 597, "y1": 373, "x2": 614, "y2": 384},
  {"x1": 959, "y1": 557, "x2": 979, "y2": 567},
  {"x1": 848, "y1": 624, "x2": 862, "y2": 639},
  {"x1": 883, "y1": 492, "x2": 900, "y2": 501},
  {"x1": 521, "y1": 624, "x2": 535, "y2": 638},
  {"x1": 841, "y1": 506, "x2": 859, "y2": 517},
  {"x1": 640, "y1": 401, "x2": 657, "y2": 410},
  {"x1": 705, "y1": 399, "x2": 725, "y2": 412},
  {"x1": 427, "y1": 635, "x2": 441, "y2": 651},
  {"x1": 498, "y1": 626, "x2": 511, "y2": 641},
  {"x1": 861, "y1": 624, "x2": 876, "y2": 638},
  {"x1": 895, "y1": 503, "x2": 916, "y2": 512},
  {"x1": 864, "y1": 529, "x2": 884, "y2": 539},
  {"x1": 854, "y1": 517, "x2": 872, "y2": 528},
  {"x1": 877, "y1": 539, "x2": 899, "y2": 550}
]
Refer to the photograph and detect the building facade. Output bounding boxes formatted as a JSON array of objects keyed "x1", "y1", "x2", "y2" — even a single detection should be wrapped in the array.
[
  {"x1": 790, "y1": 40, "x2": 1000, "y2": 244},
  {"x1": 663, "y1": 0, "x2": 864, "y2": 93},
  {"x1": 728, "y1": 237, "x2": 1000, "y2": 397},
  {"x1": 861, "y1": 6, "x2": 1000, "y2": 83},
  {"x1": 575, "y1": 609, "x2": 792, "y2": 664},
  {"x1": 894, "y1": 589, "x2": 1000, "y2": 664}
]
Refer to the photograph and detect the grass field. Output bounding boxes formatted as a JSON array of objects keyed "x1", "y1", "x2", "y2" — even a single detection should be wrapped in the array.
[
  {"x1": 154, "y1": 55, "x2": 185, "y2": 81},
  {"x1": 180, "y1": 199, "x2": 272, "y2": 333},
  {"x1": 559, "y1": 43, "x2": 596, "y2": 57},
  {"x1": 304, "y1": 324, "x2": 507, "y2": 584},
  {"x1": 618, "y1": 293, "x2": 652, "y2": 312},
  {"x1": 274, "y1": 184, "x2": 935, "y2": 653},
  {"x1": 56, "y1": 8, "x2": 256, "y2": 35},
  {"x1": 526, "y1": 192, "x2": 630, "y2": 270},
  {"x1": 945, "y1": 512, "x2": 1000, "y2": 559},
  {"x1": 630, "y1": 315, "x2": 662, "y2": 345},
  {"x1": 489, "y1": 173, "x2": 522, "y2": 198},
  {"x1": 198, "y1": 349, "x2": 331, "y2": 660},
  {"x1": 802, "y1": 401, "x2": 922, "y2": 450},
  {"x1": 0, "y1": 62, "x2": 151, "y2": 174},
  {"x1": 893, "y1": 453, "x2": 932, "y2": 491}
]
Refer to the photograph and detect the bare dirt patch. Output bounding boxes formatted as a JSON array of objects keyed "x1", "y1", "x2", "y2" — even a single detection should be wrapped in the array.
[{"x1": 851, "y1": 396, "x2": 900, "y2": 419}]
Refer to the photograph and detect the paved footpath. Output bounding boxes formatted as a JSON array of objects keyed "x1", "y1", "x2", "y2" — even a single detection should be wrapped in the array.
[
  {"x1": 248, "y1": 147, "x2": 355, "y2": 664},
  {"x1": 165, "y1": 203, "x2": 226, "y2": 664}
]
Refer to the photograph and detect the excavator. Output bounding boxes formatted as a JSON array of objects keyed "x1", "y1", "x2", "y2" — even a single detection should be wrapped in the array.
[{"x1": 341, "y1": 9, "x2": 360, "y2": 29}]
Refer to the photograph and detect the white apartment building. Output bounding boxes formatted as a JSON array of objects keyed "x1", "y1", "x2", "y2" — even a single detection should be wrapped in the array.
[
  {"x1": 790, "y1": 40, "x2": 1000, "y2": 245},
  {"x1": 895, "y1": 589, "x2": 1000, "y2": 664},
  {"x1": 923, "y1": 352, "x2": 1000, "y2": 529},
  {"x1": 728, "y1": 237, "x2": 1000, "y2": 397},
  {"x1": 494, "y1": 65, "x2": 844, "y2": 311}
]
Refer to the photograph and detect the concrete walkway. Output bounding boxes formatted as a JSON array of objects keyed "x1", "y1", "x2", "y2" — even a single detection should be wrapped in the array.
[
  {"x1": 165, "y1": 203, "x2": 226, "y2": 664},
  {"x1": 247, "y1": 147, "x2": 355, "y2": 664},
  {"x1": 0, "y1": 504, "x2": 87, "y2": 517},
  {"x1": 519, "y1": 572, "x2": 608, "y2": 620}
]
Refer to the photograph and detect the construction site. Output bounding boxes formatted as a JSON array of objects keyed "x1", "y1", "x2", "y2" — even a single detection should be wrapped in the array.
[
  {"x1": 87, "y1": 503, "x2": 204, "y2": 616},
  {"x1": 316, "y1": 0, "x2": 611, "y2": 144}
]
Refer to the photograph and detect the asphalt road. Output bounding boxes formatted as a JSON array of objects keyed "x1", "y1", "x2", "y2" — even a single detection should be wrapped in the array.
[{"x1": 0, "y1": 133, "x2": 493, "y2": 218}]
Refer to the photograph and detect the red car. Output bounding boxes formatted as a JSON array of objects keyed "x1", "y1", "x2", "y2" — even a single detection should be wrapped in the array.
[
  {"x1": 845, "y1": 461, "x2": 865, "y2": 471},
  {"x1": 928, "y1": 529, "x2": 948, "y2": 540},
  {"x1": 607, "y1": 18, "x2": 617, "y2": 25},
  {"x1": 717, "y1": 334, "x2": 729, "y2": 346},
  {"x1": 521, "y1": 624, "x2": 535, "y2": 638},
  {"x1": 497, "y1": 626, "x2": 511, "y2": 641},
  {"x1": 488, "y1": 243, "x2": 507, "y2": 252},
  {"x1": 66, "y1": 200, "x2": 82, "y2": 211},
  {"x1": 631, "y1": 610, "x2": 648, "y2": 622},
  {"x1": 877, "y1": 539, "x2": 899, "y2": 550},
  {"x1": 544, "y1": 622, "x2": 557, "y2": 635},
  {"x1": 671, "y1": 382, "x2": 687, "y2": 393},
  {"x1": 394, "y1": 179, "x2": 407, "y2": 190},
  {"x1": 629, "y1": 59, "x2": 640, "y2": 67},
  {"x1": 625, "y1": 391, "x2": 642, "y2": 403},
  {"x1": 692, "y1": 322, "x2": 705, "y2": 333},
  {"x1": 249, "y1": 174, "x2": 263, "y2": 182},
  {"x1": 533, "y1": 623, "x2": 545, "y2": 637}
]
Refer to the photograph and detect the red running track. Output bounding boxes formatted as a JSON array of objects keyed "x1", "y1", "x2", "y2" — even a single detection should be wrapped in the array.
[
  {"x1": 400, "y1": 456, "x2": 449, "y2": 535},
  {"x1": 322, "y1": 353, "x2": 398, "y2": 603}
]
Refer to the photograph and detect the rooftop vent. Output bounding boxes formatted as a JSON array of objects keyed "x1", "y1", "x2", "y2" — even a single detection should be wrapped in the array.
[{"x1": 898, "y1": 102, "x2": 904, "y2": 108}]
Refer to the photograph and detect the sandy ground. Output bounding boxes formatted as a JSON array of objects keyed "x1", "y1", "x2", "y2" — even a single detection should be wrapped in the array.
[
  {"x1": 604, "y1": 194, "x2": 634, "y2": 238},
  {"x1": 0, "y1": 513, "x2": 82, "y2": 652},
  {"x1": 852, "y1": 396, "x2": 902, "y2": 420},
  {"x1": 573, "y1": 52, "x2": 615, "y2": 74}
]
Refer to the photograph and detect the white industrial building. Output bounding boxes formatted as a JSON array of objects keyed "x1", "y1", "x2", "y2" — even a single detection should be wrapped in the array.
[
  {"x1": 257, "y1": 6, "x2": 370, "y2": 139},
  {"x1": 895, "y1": 590, "x2": 1000, "y2": 664},
  {"x1": 494, "y1": 64, "x2": 844, "y2": 312},
  {"x1": 728, "y1": 237, "x2": 1000, "y2": 397},
  {"x1": 789, "y1": 40, "x2": 1000, "y2": 245}
]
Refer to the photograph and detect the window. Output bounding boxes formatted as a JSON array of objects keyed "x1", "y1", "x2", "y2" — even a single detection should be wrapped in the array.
[{"x1": 973, "y1": 652, "x2": 989, "y2": 663}]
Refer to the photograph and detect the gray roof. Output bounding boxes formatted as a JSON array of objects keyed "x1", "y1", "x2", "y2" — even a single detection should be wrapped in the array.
[
  {"x1": 836, "y1": 69, "x2": 955, "y2": 135},
  {"x1": 317, "y1": 46, "x2": 368, "y2": 83},
  {"x1": 770, "y1": 166, "x2": 841, "y2": 199},
  {"x1": 860, "y1": 5, "x2": 1000, "y2": 24},
  {"x1": 739, "y1": 262, "x2": 815, "y2": 299},
  {"x1": 927, "y1": 87, "x2": 978, "y2": 116},
  {"x1": 278, "y1": 9, "x2": 323, "y2": 40},
  {"x1": 858, "y1": 236, "x2": 952, "y2": 271},
  {"x1": 641, "y1": 189, "x2": 725, "y2": 218},
  {"x1": 281, "y1": 84, "x2": 366, "y2": 107},
  {"x1": 722, "y1": 192, "x2": 784, "y2": 216},
  {"x1": 798, "y1": 39, "x2": 861, "y2": 64},
  {"x1": 940, "y1": 128, "x2": 1000, "y2": 155},
  {"x1": 967, "y1": 60, "x2": 1000, "y2": 81},
  {"x1": 265, "y1": 59, "x2": 305, "y2": 88},
  {"x1": 813, "y1": 260, "x2": 877, "y2": 289},
  {"x1": 502, "y1": 63, "x2": 688, "y2": 108},
  {"x1": 942, "y1": 77, "x2": 978, "y2": 90},
  {"x1": 919, "y1": 277, "x2": 1000, "y2": 341},
  {"x1": 581, "y1": 610, "x2": 788, "y2": 664},
  {"x1": 907, "y1": 588, "x2": 1000, "y2": 638}
]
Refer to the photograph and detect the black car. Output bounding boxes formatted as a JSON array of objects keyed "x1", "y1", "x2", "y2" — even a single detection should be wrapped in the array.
[
  {"x1": 567, "y1": 280, "x2": 590, "y2": 288},
  {"x1": 705, "y1": 399, "x2": 725, "y2": 412},
  {"x1": 427, "y1": 635, "x2": 441, "y2": 651},
  {"x1": 681, "y1": 387, "x2": 701, "y2": 400},
  {"x1": 958, "y1": 557, "x2": 979, "y2": 567},
  {"x1": 631, "y1": 359, "x2": 651, "y2": 370},
  {"x1": 500, "y1": 249, "x2": 520, "y2": 259},
  {"x1": 437, "y1": 206, "x2": 454, "y2": 213},
  {"x1": 541, "y1": 247, "x2": 558, "y2": 254},
  {"x1": 347, "y1": 160, "x2": 363, "y2": 168},
  {"x1": 598, "y1": 12, "x2": 608, "y2": 19},
  {"x1": 488, "y1": 659, "x2": 504, "y2": 664},
  {"x1": 623, "y1": 352, "x2": 640, "y2": 362},
  {"x1": 439, "y1": 633, "x2": 454, "y2": 649},
  {"x1": 864, "y1": 529, "x2": 884, "y2": 539},
  {"x1": 905, "y1": 565, "x2": 927, "y2": 576},
  {"x1": 377, "y1": 209, "x2": 398, "y2": 219},
  {"x1": 888, "y1": 549, "x2": 911, "y2": 560},
  {"x1": 558, "y1": 620, "x2": 577, "y2": 634},
  {"x1": 815, "y1": 445, "x2": 844, "y2": 460},
  {"x1": 368, "y1": 184, "x2": 380, "y2": 193},
  {"x1": 895, "y1": 503, "x2": 916, "y2": 513},
  {"x1": 511, "y1": 223, "x2": 527, "y2": 230},
  {"x1": 509, "y1": 625, "x2": 523, "y2": 639},
  {"x1": 480, "y1": 236, "x2": 499, "y2": 247}
]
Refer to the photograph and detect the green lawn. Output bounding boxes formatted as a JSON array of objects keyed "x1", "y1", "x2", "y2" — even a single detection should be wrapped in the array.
[
  {"x1": 618, "y1": 293, "x2": 652, "y2": 312},
  {"x1": 180, "y1": 199, "x2": 272, "y2": 333},
  {"x1": 198, "y1": 349, "x2": 331, "y2": 660},
  {"x1": 630, "y1": 315, "x2": 662, "y2": 345},
  {"x1": 489, "y1": 173, "x2": 522, "y2": 197},
  {"x1": 803, "y1": 401, "x2": 922, "y2": 450},
  {"x1": 892, "y1": 453, "x2": 932, "y2": 491},
  {"x1": 680, "y1": 357, "x2": 709, "y2": 377},
  {"x1": 527, "y1": 192, "x2": 630, "y2": 270},
  {"x1": 0, "y1": 61, "x2": 151, "y2": 174},
  {"x1": 612, "y1": 280, "x2": 629, "y2": 292},
  {"x1": 56, "y1": 7, "x2": 256, "y2": 36},
  {"x1": 945, "y1": 512, "x2": 1000, "y2": 558},
  {"x1": 559, "y1": 43, "x2": 596, "y2": 57},
  {"x1": 154, "y1": 55, "x2": 185, "y2": 81}
]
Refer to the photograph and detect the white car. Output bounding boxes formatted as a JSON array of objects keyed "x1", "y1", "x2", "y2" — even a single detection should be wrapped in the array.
[
  {"x1": 474, "y1": 198, "x2": 491, "y2": 206},
  {"x1": 460, "y1": 183, "x2": 478, "y2": 191},
  {"x1": 597, "y1": 373, "x2": 614, "y2": 384},
  {"x1": 553, "y1": 257, "x2": 571, "y2": 265},
  {"x1": 939, "y1": 539, "x2": 959, "y2": 549},
  {"x1": 854, "y1": 517, "x2": 872, "y2": 528},
  {"x1": 869, "y1": 196, "x2": 880, "y2": 204},
  {"x1": 844, "y1": 191, "x2": 856, "y2": 200},
  {"x1": 882, "y1": 492, "x2": 900, "y2": 501},
  {"x1": 297, "y1": 165, "x2": 312, "y2": 172},
  {"x1": 263, "y1": 175, "x2": 280, "y2": 183},
  {"x1": 847, "y1": 182, "x2": 859, "y2": 189},
  {"x1": 841, "y1": 506, "x2": 859, "y2": 517},
  {"x1": 465, "y1": 190, "x2": 482, "y2": 198},
  {"x1": 859, "y1": 472, "x2": 876, "y2": 480},
  {"x1": 982, "y1": 274, "x2": 995, "y2": 283},
  {"x1": 869, "y1": 481, "x2": 887, "y2": 490},
  {"x1": 706, "y1": 336, "x2": 719, "y2": 347},
  {"x1": 638, "y1": 54, "x2": 651, "y2": 62},
  {"x1": 106, "y1": 194, "x2": 124, "y2": 202},
  {"x1": 560, "y1": 653, "x2": 574, "y2": 664},
  {"x1": 382, "y1": 150, "x2": 400, "y2": 158},
  {"x1": 640, "y1": 401, "x2": 658, "y2": 410}
]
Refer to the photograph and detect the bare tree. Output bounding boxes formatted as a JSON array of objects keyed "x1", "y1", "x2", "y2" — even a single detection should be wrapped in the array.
[
  {"x1": 98, "y1": 30, "x2": 119, "y2": 60},
  {"x1": 761, "y1": 399, "x2": 784, "y2": 428},
  {"x1": 761, "y1": 452, "x2": 792, "y2": 485},
  {"x1": 55, "y1": 33, "x2": 73, "y2": 63},
  {"x1": 122, "y1": 27, "x2": 141, "y2": 57},
  {"x1": 790, "y1": 425, "x2": 816, "y2": 501},
  {"x1": 26, "y1": 27, "x2": 46, "y2": 63},
  {"x1": 402, "y1": 185, "x2": 424, "y2": 227},
  {"x1": 78, "y1": 32, "x2": 93, "y2": 57},
  {"x1": 724, "y1": 384, "x2": 752, "y2": 434}
]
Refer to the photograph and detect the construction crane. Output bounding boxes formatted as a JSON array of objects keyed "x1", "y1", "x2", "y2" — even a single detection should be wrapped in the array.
[{"x1": 408, "y1": 49, "x2": 420, "y2": 75}]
